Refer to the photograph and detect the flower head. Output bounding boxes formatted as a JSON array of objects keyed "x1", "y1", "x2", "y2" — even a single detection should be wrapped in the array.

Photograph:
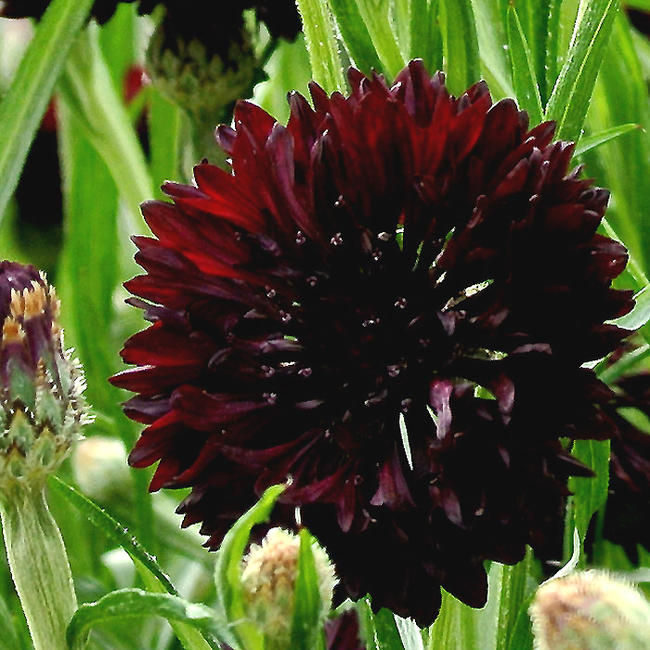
[
  {"x1": 0, "y1": 262, "x2": 89, "y2": 491},
  {"x1": 112, "y1": 62, "x2": 634, "y2": 624},
  {"x1": 241, "y1": 527, "x2": 336, "y2": 642},
  {"x1": 530, "y1": 571, "x2": 650, "y2": 650}
]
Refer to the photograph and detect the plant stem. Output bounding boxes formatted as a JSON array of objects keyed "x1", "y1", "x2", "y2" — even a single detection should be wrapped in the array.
[{"x1": 0, "y1": 485, "x2": 77, "y2": 650}]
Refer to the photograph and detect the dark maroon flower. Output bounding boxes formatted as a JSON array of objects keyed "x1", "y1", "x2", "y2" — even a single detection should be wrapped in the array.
[
  {"x1": 0, "y1": 0, "x2": 301, "y2": 43},
  {"x1": 602, "y1": 372, "x2": 650, "y2": 562},
  {"x1": 112, "y1": 61, "x2": 634, "y2": 624}
]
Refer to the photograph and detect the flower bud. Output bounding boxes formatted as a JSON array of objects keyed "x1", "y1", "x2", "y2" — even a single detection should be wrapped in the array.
[
  {"x1": 72, "y1": 436, "x2": 132, "y2": 504},
  {"x1": 530, "y1": 570, "x2": 650, "y2": 650},
  {"x1": 241, "y1": 527, "x2": 337, "y2": 643},
  {"x1": 0, "y1": 262, "x2": 89, "y2": 491},
  {"x1": 146, "y1": 20, "x2": 257, "y2": 128}
]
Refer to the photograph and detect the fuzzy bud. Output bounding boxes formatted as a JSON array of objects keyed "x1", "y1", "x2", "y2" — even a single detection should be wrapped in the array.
[
  {"x1": 241, "y1": 527, "x2": 337, "y2": 643},
  {"x1": 146, "y1": 21, "x2": 257, "y2": 128},
  {"x1": 0, "y1": 262, "x2": 89, "y2": 492},
  {"x1": 530, "y1": 570, "x2": 650, "y2": 650},
  {"x1": 72, "y1": 436, "x2": 131, "y2": 504}
]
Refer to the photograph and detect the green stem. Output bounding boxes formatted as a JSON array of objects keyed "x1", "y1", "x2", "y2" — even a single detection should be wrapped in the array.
[
  {"x1": 295, "y1": 0, "x2": 346, "y2": 93},
  {"x1": 58, "y1": 25, "x2": 153, "y2": 229},
  {"x1": 355, "y1": 0, "x2": 405, "y2": 77},
  {"x1": 0, "y1": 485, "x2": 77, "y2": 650}
]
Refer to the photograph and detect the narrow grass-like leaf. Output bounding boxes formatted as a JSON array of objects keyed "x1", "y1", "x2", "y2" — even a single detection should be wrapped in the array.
[
  {"x1": 574, "y1": 123, "x2": 640, "y2": 156},
  {"x1": 66, "y1": 589, "x2": 229, "y2": 650},
  {"x1": 295, "y1": 0, "x2": 346, "y2": 93},
  {"x1": 545, "y1": 0, "x2": 620, "y2": 141},
  {"x1": 214, "y1": 484, "x2": 285, "y2": 650},
  {"x1": 506, "y1": 593, "x2": 535, "y2": 650},
  {"x1": 394, "y1": 615, "x2": 424, "y2": 650},
  {"x1": 470, "y1": 0, "x2": 513, "y2": 99},
  {"x1": 439, "y1": 0, "x2": 481, "y2": 96},
  {"x1": 544, "y1": 0, "x2": 563, "y2": 106},
  {"x1": 583, "y1": 15, "x2": 650, "y2": 281},
  {"x1": 568, "y1": 439, "x2": 611, "y2": 550},
  {"x1": 49, "y1": 477, "x2": 176, "y2": 594},
  {"x1": 328, "y1": 0, "x2": 383, "y2": 72},
  {"x1": 357, "y1": 600, "x2": 404, "y2": 650},
  {"x1": 507, "y1": 6, "x2": 544, "y2": 124},
  {"x1": 290, "y1": 529, "x2": 327, "y2": 650},
  {"x1": 613, "y1": 285, "x2": 650, "y2": 331},
  {"x1": 0, "y1": 0, "x2": 94, "y2": 221},
  {"x1": 149, "y1": 90, "x2": 183, "y2": 198},
  {"x1": 427, "y1": 591, "x2": 477, "y2": 650},
  {"x1": 355, "y1": 0, "x2": 406, "y2": 77},
  {"x1": 409, "y1": 0, "x2": 443, "y2": 74},
  {"x1": 57, "y1": 25, "x2": 152, "y2": 224}
]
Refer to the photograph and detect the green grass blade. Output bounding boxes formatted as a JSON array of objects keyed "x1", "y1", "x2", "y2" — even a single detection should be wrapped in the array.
[
  {"x1": 296, "y1": 0, "x2": 346, "y2": 92},
  {"x1": 427, "y1": 591, "x2": 477, "y2": 650},
  {"x1": 545, "y1": 0, "x2": 620, "y2": 141},
  {"x1": 48, "y1": 477, "x2": 176, "y2": 595},
  {"x1": 149, "y1": 90, "x2": 183, "y2": 198},
  {"x1": 0, "y1": 0, "x2": 94, "y2": 222},
  {"x1": 544, "y1": 0, "x2": 563, "y2": 106},
  {"x1": 409, "y1": 0, "x2": 443, "y2": 73},
  {"x1": 470, "y1": 0, "x2": 514, "y2": 99},
  {"x1": 290, "y1": 529, "x2": 327, "y2": 650},
  {"x1": 328, "y1": 0, "x2": 383, "y2": 72},
  {"x1": 355, "y1": 0, "x2": 406, "y2": 77},
  {"x1": 66, "y1": 589, "x2": 227, "y2": 650},
  {"x1": 574, "y1": 122, "x2": 640, "y2": 155},
  {"x1": 440, "y1": 0, "x2": 481, "y2": 95},
  {"x1": 357, "y1": 600, "x2": 405, "y2": 650},
  {"x1": 507, "y1": 6, "x2": 544, "y2": 124}
]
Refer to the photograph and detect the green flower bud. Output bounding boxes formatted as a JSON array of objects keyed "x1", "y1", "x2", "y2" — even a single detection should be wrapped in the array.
[
  {"x1": 530, "y1": 570, "x2": 650, "y2": 650},
  {"x1": 72, "y1": 436, "x2": 132, "y2": 504},
  {"x1": 146, "y1": 21, "x2": 257, "y2": 129},
  {"x1": 0, "y1": 263, "x2": 90, "y2": 492},
  {"x1": 241, "y1": 527, "x2": 337, "y2": 644}
]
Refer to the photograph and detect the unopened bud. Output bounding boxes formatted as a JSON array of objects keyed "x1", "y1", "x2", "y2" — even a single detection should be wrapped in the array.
[
  {"x1": 241, "y1": 527, "x2": 337, "y2": 643},
  {"x1": 0, "y1": 262, "x2": 89, "y2": 492},
  {"x1": 72, "y1": 436, "x2": 131, "y2": 504},
  {"x1": 146, "y1": 21, "x2": 257, "y2": 128},
  {"x1": 530, "y1": 570, "x2": 650, "y2": 650}
]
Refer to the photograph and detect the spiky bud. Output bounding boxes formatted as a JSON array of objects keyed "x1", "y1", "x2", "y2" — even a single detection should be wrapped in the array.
[
  {"x1": 146, "y1": 22, "x2": 257, "y2": 128},
  {"x1": 241, "y1": 528, "x2": 337, "y2": 643},
  {"x1": 530, "y1": 571, "x2": 650, "y2": 650},
  {"x1": 0, "y1": 262, "x2": 89, "y2": 492}
]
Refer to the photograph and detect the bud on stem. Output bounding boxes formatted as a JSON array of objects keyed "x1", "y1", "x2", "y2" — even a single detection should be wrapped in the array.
[{"x1": 0, "y1": 485, "x2": 76, "y2": 650}]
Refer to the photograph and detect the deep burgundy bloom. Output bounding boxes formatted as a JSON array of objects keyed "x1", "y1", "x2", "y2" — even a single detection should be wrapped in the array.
[
  {"x1": 112, "y1": 62, "x2": 635, "y2": 624},
  {"x1": 602, "y1": 372, "x2": 650, "y2": 562},
  {"x1": 0, "y1": 0, "x2": 301, "y2": 42}
]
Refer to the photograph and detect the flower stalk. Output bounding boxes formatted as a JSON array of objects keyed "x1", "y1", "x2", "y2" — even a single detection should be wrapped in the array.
[{"x1": 0, "y1": 485, "x2": 77, "y2": 650}]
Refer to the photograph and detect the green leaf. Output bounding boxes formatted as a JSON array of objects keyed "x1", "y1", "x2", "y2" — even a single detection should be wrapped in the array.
[
  {"x1": 582, "y1": 15, "x2": 650, "y2": 282},
  {"x1": 506, "y1": 593, "x2": 535, "y2": 650},
  {"x1": 357, "y1": 600, "x2": 404, "y2": 650},
  {"x1": 354, "y1": 0, "x2": 406, "y2": 77},
  {"x1": 290, "y1": 529, "x2": 327, "y2": 650},
  {"x1": 544, "y1": 0, "x2": 563, "y2": 106},
  {"x1": 394, "y1": 615, "x2": 424, "y2": 650},
  {"x1": 0, "y1": 0, "x2": 94, "y2": 222},
  {"x1": 439, "y1": 0, "x2": 481, "y2": 96},
  {"x1": 613, "y1": 285, "x2": 650, "y2": 331},
  {"x1": 409, "y1": 0, "x2": 443, "y2": 74},
  {"x1": 427, "y1": 591, "x2": 477, "y2": 650},
  {"x1": 149, "y1": 90, "x2": 183, "y2": 199},
  {"x1": 545, "y1": 0, "x2": 620, "y2": 141},
  {"x1": 328, "y1": 0, "x2": 383, "y2": 72},
  {"x1": 214, "y1": 484, "x2": 286, "y2": 650},
  {"x1": 48, "y1": 477, "x2": 176, "y2": 595},
  {"x1": 507, "y1": 6, "x2": 544, "y2": 124},
  {"x1": 568, "y1": 439, "x2": 611, "y2": 550},
  {"x1": 471, "y1": 0, "x2": 514, "y2": 99},
  {"x1": 66, "y1": 588, "x2": 230, "y2": 650},
  {"x1": 57, "y1": 25, "x2": 152, "y2": 225},
  {"x1": 574, "y1": 123, "x2": 641, "y2": 156},
  {"x1": 295, "y1": 0, "x2": 346, "y2": 93}
]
